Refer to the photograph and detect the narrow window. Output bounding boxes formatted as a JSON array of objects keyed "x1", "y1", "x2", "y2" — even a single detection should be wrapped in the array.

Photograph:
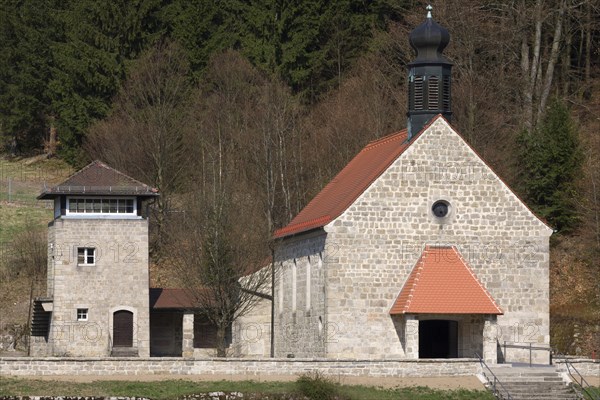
[
  {"x1": 428, "y1": 76, "x2": 439, "y2": 110},
  {"x1": 68, "y1": 199, "x2": 77, "y2": 213},
  {"x1": 77, "y1": 308, "x2": 88, "y2": 321},
  {"x1": 84, "y1": 199, "x2": 94, "y2": 213},
  {"x1": 125, "y1": 199, "x2": 134, "y2": 213},
  {"x1": 101, "y1": 199, "x2": 110, "y2": 213},
  {"x1": 442, "y1": 76, "x2": 451, "y2": 111},
  {"x1": 278, "y1": 262, "x2": 284, "y2": 313},
  {"x1": 109, "y1": 199, "x2": 118, "y2": 213},
  {"x1": 76, "y1": 199, "x2": 85, "y2": 213},
  {"x1": 77, "y1": 247, "x2": 95, "y2": 266},
  {"x1": 408, "y1": 77, "x2": 415, "y2": 110},
  {"x1": 92, "y1": 199, "x2": 102, "y2": 213},
  {"x1": 292, "y1": 259, "x2": 297, "y2": 313},
  {"x1": 414, "y1": 76, "x2": 424, "y2": 110},
  {"x1": 306, "y1": 258, "x2": 311, "y2": 311}
]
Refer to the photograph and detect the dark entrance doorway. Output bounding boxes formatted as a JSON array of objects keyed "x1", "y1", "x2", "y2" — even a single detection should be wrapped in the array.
[
  {"x1": 113, "y1": 310, "x2": 134, "y2": 347},
  {"x1": 150, "y1": 311, "x2": 182, "y2": 356},
  {"x1": 419, "y1": 320, "x2": 458, "y2": 358}
]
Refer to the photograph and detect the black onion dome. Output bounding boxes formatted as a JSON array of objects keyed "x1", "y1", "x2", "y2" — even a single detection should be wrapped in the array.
[{"x1": 409, "y1": 7, "x2": 450, "y2": 64}]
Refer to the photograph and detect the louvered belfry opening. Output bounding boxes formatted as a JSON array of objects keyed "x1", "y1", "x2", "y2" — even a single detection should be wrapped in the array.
[{"x1": 407, "y1": 6, "x2": 452, "y2": 139}]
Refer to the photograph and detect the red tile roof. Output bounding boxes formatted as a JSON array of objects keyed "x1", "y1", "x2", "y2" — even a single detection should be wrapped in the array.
[
  {"x1": 390, "y1": 245, "x2": 503, "y2": 315},
  {"x1": 274, "y1": 129, "x2": 411, "y2": 238},
  {"x1": 274, "y1": 114, "x2": 551, "y2": 239},
  {"x1": 38, "y1": 160, "x2": 159, "y2": 199}
]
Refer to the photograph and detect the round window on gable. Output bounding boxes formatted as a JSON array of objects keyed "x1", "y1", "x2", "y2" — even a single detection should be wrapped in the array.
[{"x1": 432, "y1": 200, "x2": 450, "y2": 218}]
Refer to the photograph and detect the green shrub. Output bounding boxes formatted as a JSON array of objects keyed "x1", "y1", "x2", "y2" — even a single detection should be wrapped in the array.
[{"x1": 295, "y1": 371, "x2": 343, "y2": 400}]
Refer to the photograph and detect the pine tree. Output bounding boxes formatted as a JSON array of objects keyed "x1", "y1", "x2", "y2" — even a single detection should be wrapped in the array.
[
  {"x1": 518, "y1": 98, "x2": 582, "y2": 232},
  {"x1": 0, "y1": 0, "x2": 57, "y2": 153},
  {"x1": 49, "y1": 0, "x2": 164, "y2": 163}
]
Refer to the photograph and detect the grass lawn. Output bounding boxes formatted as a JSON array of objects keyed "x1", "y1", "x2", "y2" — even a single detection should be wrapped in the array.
[
  {"x1": 0, "y1": 377, "x2": 495, "y2": 400},
  {"x1": 0, "y1": 157, "x2": 71, "y2": 252}
]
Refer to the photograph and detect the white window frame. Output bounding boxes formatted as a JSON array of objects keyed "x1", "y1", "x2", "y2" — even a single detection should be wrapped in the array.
[
  {"x1": 66, "y1": 197, "x2": 137, "y2": 217},
  {"x1": 77, "y1": 247, "x2": 96, "y2": 266},
  {"x1": 77, "y1": 308, "x2": 88, "y2": 321}
]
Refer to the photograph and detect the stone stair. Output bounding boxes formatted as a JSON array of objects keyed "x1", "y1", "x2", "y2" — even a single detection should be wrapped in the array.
[
  {"x1": 486, "y1": 365, "x2": 580, "y2": 400},
  {"x1": 110, "y1": 346, "x2": 139, "y2": 357},
  {"x1": 30, "y1": 300, "x2": 51, "y2": 339}
]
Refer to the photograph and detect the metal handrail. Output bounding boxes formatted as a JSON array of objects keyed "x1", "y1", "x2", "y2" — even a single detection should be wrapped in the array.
[
  {"x1": 501, "y1": 341, "x2": 552, "y2": 366},
  {"x1": 552, "y1": 350, "x2": 599, "y2": 400},
  {"x1": 475, "y1": 352, "x2": 513, "y2": 400}
]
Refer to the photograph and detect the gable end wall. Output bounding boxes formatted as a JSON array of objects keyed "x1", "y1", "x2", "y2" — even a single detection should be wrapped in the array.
[{"x1": 322, "y1": 118, "x2": 551, "y2": 361}]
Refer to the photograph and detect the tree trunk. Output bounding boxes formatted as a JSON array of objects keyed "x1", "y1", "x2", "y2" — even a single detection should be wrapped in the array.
[
  {"x1": 522, "y1": 0, "x2": 543, "y2": 131},
  {"x1": 521, "y1": 36, "x2": 533, "y2": 131},
  {"x1": 46, "y1": 116, "x2": 58, "y2": 157},
  {"x1": 536, "y1": 0, "x2": 566, "y2": 125},
  {"x1": 584, "y1": 0, "x2": 592, "y2": 83},
  {"x1": 216, "y1": 323, "x2": 227, "y2": 357},
  {"x1": 562, "y1": 15, "x2": 571, "y2": 96}
]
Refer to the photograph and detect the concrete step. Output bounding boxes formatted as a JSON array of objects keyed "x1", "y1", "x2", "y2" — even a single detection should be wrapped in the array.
[
  {"x1": 483, "y1": 365, "x2": 579, "y2": 400},
  {"x1": 110, "y1": 347, "x2": 138, "y2": 357}
]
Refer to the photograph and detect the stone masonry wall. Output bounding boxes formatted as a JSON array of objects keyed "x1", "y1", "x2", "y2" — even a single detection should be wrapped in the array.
[
  {"x1": 323, "y1": 118, "x2": 552, "y2": 362},
  {"x1": 0, "y1": 357, "x2": 479, "y2": 377},
  {"x1": 232, "y1": 294, "x2": 272, "y2": 358},
  {"x1": 41, "y1": 217, "x2": 150, "y2": 357},
  {"x1": 273, "y1": 232, "x2": 328, "y2": 358}
]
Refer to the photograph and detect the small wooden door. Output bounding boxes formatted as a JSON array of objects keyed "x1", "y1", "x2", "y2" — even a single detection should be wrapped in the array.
[{"x1": 113, "y1": 310, "x2": 133, "y2": 347}]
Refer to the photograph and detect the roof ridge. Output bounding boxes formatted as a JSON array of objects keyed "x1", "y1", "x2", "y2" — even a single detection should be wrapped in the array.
[
  {"x1": 92, "y1": 160, "x2": 156, "y2": 190},
  {"x1": 363, "y1": 129, "x2": 408, "y2": 151},
  {"x1": 274, "y1": 215, "x2": 332, "y2": 237},
  {"x1": 403, "y1": 253, "x2": 425, "y2": 313},
  {"x1": 452, "y1": 246, "x2": 504, "y2": 314},
  {"x1": 57, "y1": 159, "x2": 100, "y2": 185}
]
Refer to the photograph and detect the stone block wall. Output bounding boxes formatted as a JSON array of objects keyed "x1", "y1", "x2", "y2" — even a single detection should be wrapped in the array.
[
  {"x1": 40, "y1": 217, "x2": 150, "y2": 357},
  {"x1": 273, "y1": 232, "x2": 328, "y2": 358},
  {"x1": 554, "y1": 358, "x2": 600, "y2": 383},
  {"x1": 232, "y1": 294, "x2": 272, "y2": 358},
  {"x1": 0, "y1": 357, "x2": 480, "y2": 377}
]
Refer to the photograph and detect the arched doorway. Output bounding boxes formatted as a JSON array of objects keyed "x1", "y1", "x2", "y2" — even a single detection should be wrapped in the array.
[
  {"x1": 113, "y1": 310, "x2": 134, "y2": 347},
  {"x1": 419, "y1": 319, "x2": 458, "y2": 358}
]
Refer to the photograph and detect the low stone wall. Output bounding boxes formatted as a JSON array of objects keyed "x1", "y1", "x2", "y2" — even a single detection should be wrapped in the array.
[
  {"x1": 0, "y1": 357, "x2": 479, "y2": 378},
  {"x1": 554, "y1": 358, "x2": 600, "y2": 379}
]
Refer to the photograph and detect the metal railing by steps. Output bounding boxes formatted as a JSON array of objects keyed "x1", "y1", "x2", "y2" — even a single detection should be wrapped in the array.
[
  {"x1": 476, "y1": 352, "x2": 513, "y2": 400},
  {"x1": 484, "y1": 342, "x2": 597, "y2": 400},
  {"x1": 552, "y1": 350, "x2": 599, "y2": 400}
]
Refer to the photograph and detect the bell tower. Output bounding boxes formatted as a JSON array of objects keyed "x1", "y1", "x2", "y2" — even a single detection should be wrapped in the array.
[{"x1": 407, "y1": 5, "x2": 452, "y2": 139}]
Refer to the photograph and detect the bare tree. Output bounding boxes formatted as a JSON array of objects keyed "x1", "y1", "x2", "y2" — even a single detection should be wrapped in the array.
[
  {"x1": 6, "y1": 223, "x2": 47, "y2": 354},
  {"x1": 169, "y1": 188, "x2": 271, "y2": 357},
  {"x1": 85, "y1": 40, "x2": 195, "y2": 251}
]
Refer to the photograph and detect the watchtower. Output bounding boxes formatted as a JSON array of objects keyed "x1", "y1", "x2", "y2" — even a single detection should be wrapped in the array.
[{"x1": 32, "y1": 161, "x2": 158, "y2": 357}]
